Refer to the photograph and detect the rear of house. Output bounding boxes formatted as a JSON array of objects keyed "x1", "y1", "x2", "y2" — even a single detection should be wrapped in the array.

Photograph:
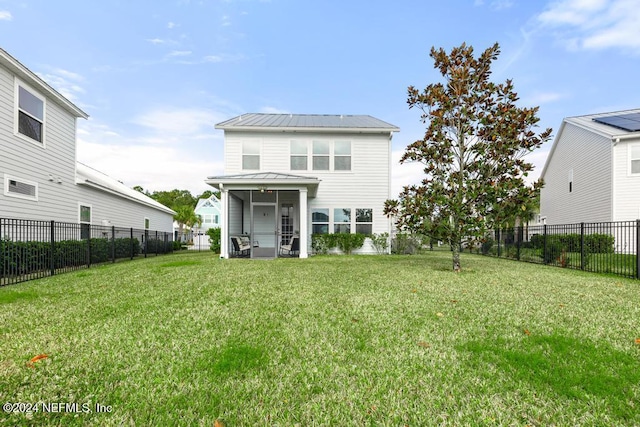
[{"x1": 206, "y1": 113, "x2": 399, "y2": 258}]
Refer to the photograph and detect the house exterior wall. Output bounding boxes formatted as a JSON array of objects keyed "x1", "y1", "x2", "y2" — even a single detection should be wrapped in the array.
[
  {"x1": 540, "y1": 122, "x2": 613, "y2": 224},
  {"x1": 0, "y1": 55, "x2": 174, "y2": 233},
  {"x1": 194, "y1": 196, "x2": 222, "y2": 231},
  {"x1": 223, "y1": 130, "x2": 391, "y2": 243},
  {"x1": 612, "y1": 137, "x2": 640, "y2": 221},
  {"x1": 0, "y1": 63, "x2": 79, "y2": 222}
]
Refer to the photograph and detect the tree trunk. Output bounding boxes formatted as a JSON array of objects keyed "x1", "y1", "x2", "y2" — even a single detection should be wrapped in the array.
[{"x1": 452, "y1": 244, "x2": 461, "y2": 272}]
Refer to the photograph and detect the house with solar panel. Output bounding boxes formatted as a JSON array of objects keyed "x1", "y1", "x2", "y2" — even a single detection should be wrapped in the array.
[
  {"x1": 540, "y1": 109, "x2": 640, "y2": 227},
  {"x1": 0, "y1": 48, "x2": 175, "y2": 233},
  {"x1": 205, "y1": 113, "x2": 400, "y2": 258}
]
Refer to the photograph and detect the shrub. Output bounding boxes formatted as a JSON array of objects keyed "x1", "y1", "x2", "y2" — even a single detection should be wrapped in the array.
[
  {"x1": 391, "y1": 233, "x2": 420, "y2": 255},
  {"x1": 370, "y1": 233, "x2": 389, "y2": 254},
  {"x1": 311, "y1": 233, "x2": 366, "y2": 255},
  {"x1": 481, "y1": 238, "x2": 494, "y2": 255},
  {"x1": 207, "y1": 228, "x2": 221, "y2": 254},
  {"x1": 529, "y1": 233, "x2": 614, "y2": 254},
  {"x1": 543, "y1": 240, "x2": 563, "y2": 264}
]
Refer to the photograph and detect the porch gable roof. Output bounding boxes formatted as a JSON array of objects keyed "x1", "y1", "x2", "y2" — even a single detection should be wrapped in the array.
[{"x1": 205, "y1": 172, "x2": 321, "y2": 197}]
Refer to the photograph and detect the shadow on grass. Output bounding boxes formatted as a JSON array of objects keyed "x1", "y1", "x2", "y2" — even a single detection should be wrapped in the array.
[{"x1": 459, "y1": 333, "x2": 640, "y2": 421}]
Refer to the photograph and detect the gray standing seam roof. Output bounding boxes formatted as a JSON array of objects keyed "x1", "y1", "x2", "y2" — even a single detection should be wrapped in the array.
[{"x1": 215, "y1": 114, "x2": 399, "y2": 131}]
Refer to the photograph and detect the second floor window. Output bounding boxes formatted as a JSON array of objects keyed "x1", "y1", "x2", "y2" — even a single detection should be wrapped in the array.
[
  {"x1": 630, "y1": 145, "x2": 640, "y2": 175},
  {"x1": 313, "y1": 141, "x2": 330, "y2": 170},
  {"x1": 16, "y1": 82, "x2": 45, "y2": 144},
  {"x1": 291, "y1": 140, "x2": 308, "y2": 170},
  {"x1": 242, "y1": 141, "x2": 260, "y2": 170},
  {"x1": 334, "y1": 141, "x2": 351, "y2": 171}
]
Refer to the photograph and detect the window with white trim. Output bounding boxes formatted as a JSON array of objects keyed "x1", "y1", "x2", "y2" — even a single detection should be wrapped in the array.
[
  {"x1": 79, "y1": 204, "x2": 92, "y2": 239},
  {"x1": 334, "y1": 208, "x2": 351, "y2": 233},
  {"x1": 313, "y1": 141, "x2": 330, "y2": 170},
  {"x1": 144, "y1": 217, "x2": 150, "y2": 229},
  {"x1": 355, "y1": 208, "x2": 373, "y2": 235},
  {"x1": 290, "y1": 140, "x2": 308, "y2": 170},
  {"x1": 334, "y1": 141, "x2": 351, "y2": 171},
  {"x1": 4, "y1": 174, "x2": 38, "y2": 201},
  {"x1": 568, "y1": 169, "x2": 573, "y2": 193},
  {"x1": 242, "y1": 141, "x2": 260, "y2": 170},
  {"x1": 630, "y1": 145, "x2": 640, "y2": 175},
  {"x1": 312, "y1": 208, "x2": 329, "y2": 234},
  {"x1": 16, "y1": 80, "x2": 45, "y2": 144}
]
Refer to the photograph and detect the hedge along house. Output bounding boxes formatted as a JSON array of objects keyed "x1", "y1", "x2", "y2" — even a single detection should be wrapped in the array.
[
  {"x1": 0, "y1": 48, "x2": 175, "y2": 233},
  {"x1": 205, "y1": 113, "x2": 399, "y2": 259}
]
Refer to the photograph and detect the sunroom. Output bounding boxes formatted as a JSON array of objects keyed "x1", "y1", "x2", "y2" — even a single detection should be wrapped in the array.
[{"x1": 205, "y1": 172, "x2": 320, "y2": 259}]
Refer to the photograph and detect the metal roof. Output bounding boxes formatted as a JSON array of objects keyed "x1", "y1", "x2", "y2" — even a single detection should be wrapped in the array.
[
  {"x1": 564, "y1": 108, "x2": 640, "y2": 138},
  {"x1": 215, "y1": 114, "x2": 399, "y2": 132},
  {"x1": 76, "y1": 163, "x2": 176, "y2": 215},
  {"x1": 207, "y1": 172, "x2": 320, "y2": 181}
]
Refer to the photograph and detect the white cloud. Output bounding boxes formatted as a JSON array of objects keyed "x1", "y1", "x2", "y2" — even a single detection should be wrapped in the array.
[
  {"x1": 76, "y1": 115, "x2": 226, "y2": 194},
  {"x1": 167, "y1": 50, "x2": 192, "y2": 57},
  {"x1": 167, "y1": 21, "x2": 176, "y2": 29},
  {"x1": 202, "y1": 53, "x2": 247, "y2": 63},
  {"x1": 537, "y1": 0, "x2": 640, "y2": 53},
  {"x1": 36, "y1": 68, "x2": 86, "y2": 103},
  {"x1": 146, "y1": 38, "x2": 167, "y2": 45},
  {"x1": 132, "y1": 108, "x2": 224, "y2": 138},
  {"x1": 0, "y1": 10, "x2": 12, "y2": 20},
  {"x1": 522, "y1": 91, "x2": 565, "y2": 105}
]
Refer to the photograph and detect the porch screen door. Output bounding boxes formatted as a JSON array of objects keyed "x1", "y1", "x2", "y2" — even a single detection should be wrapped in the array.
[{"x1": 252, "y1": 204, "x2": 277, "y2": 257}]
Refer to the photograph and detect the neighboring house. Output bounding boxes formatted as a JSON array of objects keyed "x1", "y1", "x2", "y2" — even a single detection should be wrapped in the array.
[
  {"x1": 0, "y1": 48, "x2": 175, "y2": 232},
  {"x1": 539, "y1": 109, "x2": 640, "y2": 251},
  {"x1": 205, "y1": 113, "x2": 400, "y2": 258},
  {"x1": 194, "y1": 194, "x2": 222, "y2": 231}
]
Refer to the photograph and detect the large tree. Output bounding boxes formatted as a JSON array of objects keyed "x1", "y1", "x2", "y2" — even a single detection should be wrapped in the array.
[{"x1": 385, "y1": 42, "x2": 552, "y2": 272}]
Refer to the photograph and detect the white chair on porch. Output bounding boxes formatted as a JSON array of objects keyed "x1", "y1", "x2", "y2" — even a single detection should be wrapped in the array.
[{"x1": 279, "y1": 235, "x2": 300, "y2": 257}]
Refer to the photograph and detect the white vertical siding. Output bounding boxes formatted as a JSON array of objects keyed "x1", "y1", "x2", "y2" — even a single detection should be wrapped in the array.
[{"x1": 540, "y1": 123, "x2": 612, "y2": 224}]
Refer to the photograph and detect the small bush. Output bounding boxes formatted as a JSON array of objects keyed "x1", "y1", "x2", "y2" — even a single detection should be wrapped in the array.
[
  {"x1": 207, "y1": 228, "x2": 221, "y2": 254},
  {"x1": 391, "y1": 233, "x2": 420, "y2": 255},
  {"x1": 481, "y1": 238, "x2": 494, "y2": 255},
  {"x1": 311, "y1": 233, "x2": 365, "y2": 254},
  {"x1": 543, "y1": 240, "x2": 563, "y2": 264},
  {"x1": 370, "y1": 233, "x2": 389, "y2": 254}
]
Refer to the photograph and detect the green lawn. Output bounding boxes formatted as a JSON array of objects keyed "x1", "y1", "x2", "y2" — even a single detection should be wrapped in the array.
[{"x1": 1, "y1": 252, "x2": 640, "y2": 426}]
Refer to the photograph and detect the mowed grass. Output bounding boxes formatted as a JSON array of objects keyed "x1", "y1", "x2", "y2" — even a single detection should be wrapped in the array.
[{"x1": 1, "y1": 252, "x2": 640, "y2": 426}]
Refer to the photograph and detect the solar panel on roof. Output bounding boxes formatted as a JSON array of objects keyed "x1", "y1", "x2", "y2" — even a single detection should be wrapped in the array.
[{"x1": 593, "y1": 112, "x2": 640, "y2": 132}]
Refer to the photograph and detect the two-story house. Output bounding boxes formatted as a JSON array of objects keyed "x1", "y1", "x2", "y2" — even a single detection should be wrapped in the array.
[
  {"x1": 0, "y1": 48, "x2": 175, "y2": 232},
  {"x1": 206, "y1": 113, "x2": 399, "y2": 258}
]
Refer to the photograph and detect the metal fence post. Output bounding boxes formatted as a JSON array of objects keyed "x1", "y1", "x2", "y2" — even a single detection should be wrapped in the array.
[
  {"x1": 155, "y1": 230, "x2": 159, "y2": 256},
  {"x1": 636, "y1": 220, "x2": 640, "y2": 280},
  {"x1": 50, "y1": 220, "x2": 55, "y2": 277},
  {"x1": 111, "y1": 225, "x2": 116, "y2": 263},
  {"x1": 497, "y1": 228, "x2": 501, "y2": 257},
  {"x1": 87, "y1": 226, "x2": 92, "y2": 268},
  {"x1": 130, "y1": 228, "x2": 134, "y2": 260},
  {"x1": 543, "y1": 224, "x2": 547, "y2": 264},
  {"x1": 580, "y1": 222, "x2": 585, "y2": 270},
  {"x1": 516, "y1": 226, "x2": 522, "y2": 261}
]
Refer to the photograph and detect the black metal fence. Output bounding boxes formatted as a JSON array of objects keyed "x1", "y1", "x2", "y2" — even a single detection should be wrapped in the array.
[
  {"x1": 477, "y1": 221, "x2": 639, "y2": 279},
  {"x1": 1, "y1": 217, "x2": 174, "y2": 286}
]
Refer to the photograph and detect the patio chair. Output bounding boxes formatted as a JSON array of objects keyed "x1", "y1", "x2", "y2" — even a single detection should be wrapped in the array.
[
  {"x1": 230, "y1": 236, "x2": 250, "y2": 257},
  {"x1": 280, "y1": 236, "x2": 299, "y2": 257}
]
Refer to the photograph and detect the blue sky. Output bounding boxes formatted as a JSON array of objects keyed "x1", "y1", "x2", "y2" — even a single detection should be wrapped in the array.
[{"x1": 1, "y1": 0, "x2": 639, "y2": 197}]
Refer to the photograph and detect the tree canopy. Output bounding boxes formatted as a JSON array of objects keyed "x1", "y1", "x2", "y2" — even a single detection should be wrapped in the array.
[{"x1": 385, "y1": 42, "x2": 552, "y2": 272}]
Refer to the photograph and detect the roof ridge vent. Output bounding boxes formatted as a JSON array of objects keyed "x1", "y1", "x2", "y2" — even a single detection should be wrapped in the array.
[{"x1": 238, "y1": 115, "x2": 242, "y2": 122}]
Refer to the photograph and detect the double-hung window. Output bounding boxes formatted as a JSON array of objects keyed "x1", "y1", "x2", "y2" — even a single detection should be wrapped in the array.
[
  {"x1": 312, "y1": 209, "x2": 329, "y2": 234},
  {"x1": 290, "y1": 140, "x2": 308, "y2": 170},
  {"x1": 16, "y1": 81, "x2": 45, "y2": 144},
  {"x1": 334, "y1": 208, "x2": 351, "y2": 233},
  {"x1": 355, "y1": 209, "x2": 373, "y2": 235},
  {"x1": 334, "y1": 141, "x2": 351, "y2": 171},
  {"x1": 242, "y1": 141, "x2": 260, "y2": 170},
  {"x1": 313, "y1": 141, "x2": 330, "y2": 170},
  {"x1": 630, "y1": 145, "x2": 640, "y2": 175},
  {"x1": 79, "y1": 204, "x2": 92, "y2": 240}
]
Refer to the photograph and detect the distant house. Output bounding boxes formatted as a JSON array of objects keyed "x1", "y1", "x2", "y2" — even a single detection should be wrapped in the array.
[
  {"x1": 0, "y1": 48, "x2": 175, "y2": 231},
  {"x1": 194, "y1": 194, "x2": 222, "y2": 231},
  {"x1": 206, "y1": 113, "x2": 399, "y2": 258},
  {"x1": 540, "y1": 109, "x2": 640, "y2": 225}
]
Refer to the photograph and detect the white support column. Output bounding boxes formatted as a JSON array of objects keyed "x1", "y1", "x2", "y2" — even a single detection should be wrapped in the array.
[
  {"x1": 221, "y1": 187, "x2": 229, "y2": 259},
  {"x1": 299, "y1": 188, "x2": 308, "y2": 258}
]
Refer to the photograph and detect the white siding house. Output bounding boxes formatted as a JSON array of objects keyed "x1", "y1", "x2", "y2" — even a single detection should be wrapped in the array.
[
  {"x1": 0, "y1": 48, "x2": 175, "y2": 231},
  {"x1": 540, "y1": 109, "x2": 640, "y2": 224},
  {"x1": 206, "y1": 114, "x2": 399, "y2": 258}
]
